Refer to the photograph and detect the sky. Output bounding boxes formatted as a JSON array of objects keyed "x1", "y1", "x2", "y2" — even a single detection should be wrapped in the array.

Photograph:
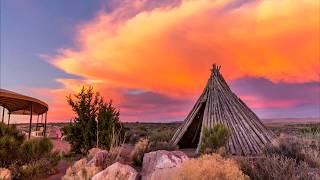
[{"x1": 1, "y1": 0, "x2": 319, "y2": 123}]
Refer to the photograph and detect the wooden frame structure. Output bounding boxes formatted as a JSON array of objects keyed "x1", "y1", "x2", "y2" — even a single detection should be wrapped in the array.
[
  {"x1": 170, "y1": 65, "x2": 275, "y2": 155},
  {"x1": 0, "y1": 89, "x2": 49, "y2": 139}
]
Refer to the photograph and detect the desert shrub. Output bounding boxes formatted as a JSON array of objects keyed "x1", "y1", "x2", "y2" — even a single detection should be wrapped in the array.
[
  {"x1": 96, "y1": 101, "x2": 126, "y2": 150},
  {"x1": 136, "y1": 124, "x2": 148, "y2": 131},
  {"x1": 0, "y1": 123, "x2": 59, "y2": 179},
  {"x1": 147, "y1": 141, "x2": 178, "y2": 152},
  {"x1": 303, "y1": 148, "x2": 320, "y2": 168},
  {"x1": 172, "y1": 153, "x2": 248, "y2": 180},
  {"x1": 125, "y1": 129, "x2": 147, "y2": 144},
  {"x1": 200, "y1": 124, "x2": 230, "y2": 154},
  {"x1": 299, "y1": 125, "x2": 320, "y2": 135},
  {"x1": 238, "y1": 155, "x2": 314, "y2": 180},
  {"x1": 149, "y1": 130, "x2": 174, "y2": 142},
  {"x1": 63, "y1": 86, "x2": 125, "y2": 154},
  {"x1": 11, "y1": 152, "x2": 60, "y2": 180},
  {"x1": 131, "y1": 138, "x2": 149, "y2": 166},
  {"x1": 19, "y1": 137, "x2": 53, "y2": 162},
  {"x1": 0, "y1": 123, "x2": 24, "y2": 167},
  {"x1": 264, "y1": 134, "x2": 320, "y2": 168}
]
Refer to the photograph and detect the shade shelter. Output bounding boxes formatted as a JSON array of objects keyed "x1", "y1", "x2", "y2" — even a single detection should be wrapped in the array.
[
  {"x1": 0, "y1": 89, "x2": 49, "y2": 139},
  {"x1": 170, "y1": 65, "x2": 274, "y2": 155}
]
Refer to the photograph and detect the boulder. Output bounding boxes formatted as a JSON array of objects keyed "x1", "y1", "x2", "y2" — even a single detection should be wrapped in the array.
[
  {"x1": 92, "y1": 162, "x2": 138, "y2": 180},
  {"x1": 141, "y1": 150, "x2": 188, "y2": 180},
  {"x1": 0, "y1": 168, "x2": 12, "y2": 180}
]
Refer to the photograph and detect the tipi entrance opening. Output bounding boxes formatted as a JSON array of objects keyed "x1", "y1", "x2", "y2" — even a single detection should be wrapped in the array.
[{"x1": 178, "y1": 102, "x2": 206, "y2": 148}]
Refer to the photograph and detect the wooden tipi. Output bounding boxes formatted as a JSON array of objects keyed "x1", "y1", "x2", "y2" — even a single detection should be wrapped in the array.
[{"x1": 170, "y1": 65, "x2": 274, "y2": 155}]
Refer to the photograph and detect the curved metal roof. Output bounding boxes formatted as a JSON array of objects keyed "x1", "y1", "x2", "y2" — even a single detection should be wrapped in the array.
[{"x1": 0, "y1": 89, "x2": 48, "y2": 115}]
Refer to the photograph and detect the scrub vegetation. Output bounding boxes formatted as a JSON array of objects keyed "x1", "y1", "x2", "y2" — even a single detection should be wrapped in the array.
[{"x1": 0, "y1": 123, "x2": 59, "y2": 180}]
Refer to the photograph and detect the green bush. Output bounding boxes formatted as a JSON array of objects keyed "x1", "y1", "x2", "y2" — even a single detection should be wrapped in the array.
[
  {"x1": 20, "y1": 138, "x2": 53, "y2": 162},
  {"x1": 200, "y1": 124, "x2": 230, "y2": 154},
  {"x1": 63, "y1": 86, "x2": 125, "y2": 154},
  {"x1": 0, "y1": 123, "x2": 24, "y2": 167},
  {"x1": 0, "y1": 123, "x2": 59, "y2": 179}
]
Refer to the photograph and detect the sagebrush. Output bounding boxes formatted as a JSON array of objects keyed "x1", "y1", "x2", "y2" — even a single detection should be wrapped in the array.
[
  {"x1": 238, "y1": 155, "x2": 315, "y2": 180},
  {"x1": 172, "y1": 153, "x2": 248, "y2": 180}
]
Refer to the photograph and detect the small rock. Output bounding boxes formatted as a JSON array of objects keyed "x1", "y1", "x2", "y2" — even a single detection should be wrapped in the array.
[
  {"x1": 92, "y1": 162, "x2": 138, "y2": 180},
  {"x1": 141, "y1": 150, "x2": 188, "y2": 180},
  {"x1": 0, "y1": 168, "x2": 11, "y2": 180}
]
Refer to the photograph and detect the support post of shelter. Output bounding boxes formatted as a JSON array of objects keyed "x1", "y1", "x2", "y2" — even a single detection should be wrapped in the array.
[
  {"x1": 7, "y1": 113, "x2": 10, "y2": 125},
  {"x1": 28, "y1": 103, "x2": 33, "y2": 139},
  {"x1": 36, "y1": 115, "x2": 39, "y2": 131},
  {"x1": 1, "y1": 107, "x2": 4, "y2": 123},
  {"x1": 44, "y1": 112, "x2": 47, "y2": 137}
]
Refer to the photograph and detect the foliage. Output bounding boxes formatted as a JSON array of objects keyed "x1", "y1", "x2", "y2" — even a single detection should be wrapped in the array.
[
  {"x1": 131, "y1": 138, "x2": 149, "y2": 166},
  {"x1": 238, "y1": 155, "x2": 314, "y2": 180},
  {"x1": 13, "y1": 153, "x2": 60, "y2": 180},
  {"x1": 147, "y1": 141, "x2": 178, "y2": 152},
  {"x1": 149, "y1": 129, "x2": 175, "y2": 142},
  {"x1": 299, "y1": 125, "x2": 320, "y2": 135},
  {"x1": 264, "y1": 134, "x2": 320, "y2": 168},
  {"x1": 130, "y1": 137, "x2": 178, "y2": 166},
  {"x1": 200, "y1": 124, "x2": 230, "y2": 154},
  {"x1": 0, "y1": 122, "x2": 60, "y2": 179},
  {"x1": 19, "y1": 137, "x2": 53, "y2": 162},
  {"x1": 172, "y1": 153, "x2": 248, "y2": 180},
  {"x1": 0, "y1": 123, "x2": 24, "y2": 167},
  {"x1": 63, "y1": 86, "x2": 125, "y2": 154},
  {"x1": 124, "y1": 123, "x2": 179, "y2": 144},
  {"x1": 97, "y1": 101, "x2": 126, "y2": 149}
]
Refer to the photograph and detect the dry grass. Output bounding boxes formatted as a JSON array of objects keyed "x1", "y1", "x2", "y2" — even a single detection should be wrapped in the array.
[
  {"x1": 62, "y1": 158, "x2": 101, "y2": 180},
  {"x1": 171, "y1": 153, "x2": 248, "y2": 180},
  {"x1": 130, "y1": 139, "x2": 149, "y2": 166}
]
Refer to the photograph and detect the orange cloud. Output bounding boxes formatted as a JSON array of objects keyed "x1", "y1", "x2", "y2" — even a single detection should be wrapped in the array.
[{"x1": 44, "y1": 0, "x2": 319, "y2": 121}]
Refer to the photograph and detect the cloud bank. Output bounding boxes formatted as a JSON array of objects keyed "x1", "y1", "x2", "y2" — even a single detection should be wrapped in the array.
[{"x1": 44, "y1": 0, "x2": 319, "y2": 121}]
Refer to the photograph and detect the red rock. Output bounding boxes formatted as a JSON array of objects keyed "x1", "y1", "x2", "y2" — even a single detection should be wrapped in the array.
[
  {"x1": 141, "y1": 150, "x2": 188, "y2": 180},
  {"x1": 92, "y1": 162, "x2": 138, "y2": 180}
]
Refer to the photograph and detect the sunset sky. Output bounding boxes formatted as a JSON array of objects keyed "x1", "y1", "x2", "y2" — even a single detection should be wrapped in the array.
[{"x1": 1, "y1": 0, "x2": 319, "y2": 123}]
